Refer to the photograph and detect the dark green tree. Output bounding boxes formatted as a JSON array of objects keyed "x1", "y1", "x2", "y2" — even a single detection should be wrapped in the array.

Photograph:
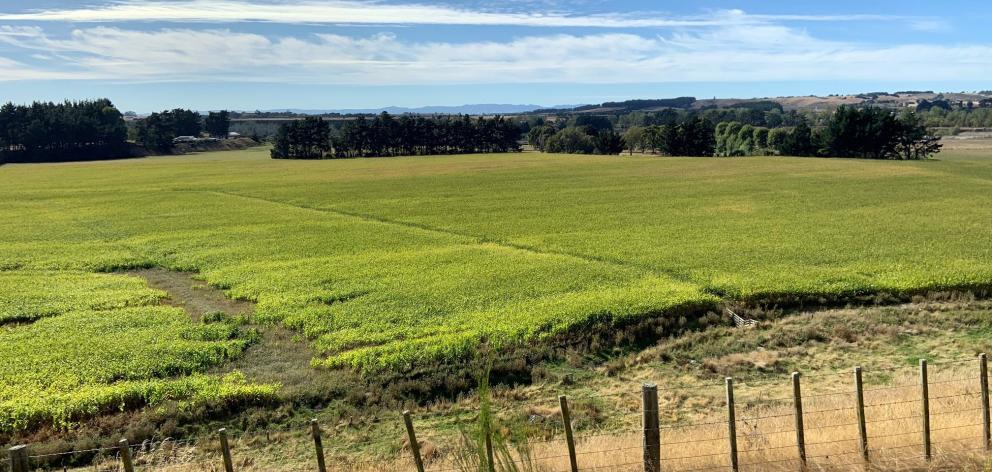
[
  {"x1": 331, "y1": 113, "x2": 521, "y2": 158},
  {"x1": 135, "y1": 108, "x2": 203, "y2": 150},
  {"x1": 821, "y1": 107, "x2": 900, "y2": 159},
  {"x1": 271, "y1": 117, "x2": 331, "y2": 159},
  {"x1": 527, "y1": 125, "x2": 559, "y2": 151},
  {"x1": 657, "y1": 117, "x2": 715, "y2": 156},
  {"x1": 893, "y1": 112, "x2": 942, "y2": 160},
  {"x1": 0, "y1": 99, "x2": 128, "y2": 162},
  {"x1": 136, "y1": 113, "x2": 176, "y2": 151},
  {"x1": 776, "y1": 121, "x2": 817, "y2": 157},
  {"x1": 169, "y1": 109, "x2": 203, "y2": 136},
  {"x1": 205, "y1": 111, "x2": 231, "y2": 138},
  {"x1": 592, "y1": 130, "x2": 625, "y2": 155},
  {"x1": 544, "y1": 128, "x2": 595, "y2": 154}
]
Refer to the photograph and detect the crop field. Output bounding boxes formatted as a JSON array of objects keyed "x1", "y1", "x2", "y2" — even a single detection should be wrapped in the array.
[
  {"x1": 0, "y1": 275, "x2": 276, "y2": 432},
  {"x1": 1, "y1": 145, "x2": 991, "y2": 433}
]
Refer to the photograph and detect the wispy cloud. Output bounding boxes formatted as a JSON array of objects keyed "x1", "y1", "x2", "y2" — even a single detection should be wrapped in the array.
[
  {"x1": 908, "y1": 18, "x2": 952, "y2": 32},
  {"x1": 0, "y1": 54, "x2": 90, "y2": 80},
  {"x1": 0, "y1": 1, "x2": 914, "y2": 27},
  {"x1": 1, "y1": 25, "x2": 989, "y2": 84}
]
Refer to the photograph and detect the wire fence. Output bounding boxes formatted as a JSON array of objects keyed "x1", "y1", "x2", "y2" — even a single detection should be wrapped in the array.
[{"x1": 5, "y1": 355, "x2": 992, "y2": 471}]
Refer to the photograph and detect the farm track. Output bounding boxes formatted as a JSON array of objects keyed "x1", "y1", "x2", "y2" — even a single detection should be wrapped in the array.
[
  {"x1": 126, "y1": 268, "x2": 254, "y2": 321},
  {"x1": 127, "y1": 268, "x2": 341, "y2": 395}
]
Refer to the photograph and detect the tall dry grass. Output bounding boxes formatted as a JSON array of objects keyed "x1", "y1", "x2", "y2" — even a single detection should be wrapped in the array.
[
  {"x1": 73, "y1": 360, "x2": 992, "y2": 471},
  {"x1": 413, "y1": 360, "x2": 992, "y2": 471},
  {"x1": 499, "y1": 360, "x2": 991, "y2": 472}
]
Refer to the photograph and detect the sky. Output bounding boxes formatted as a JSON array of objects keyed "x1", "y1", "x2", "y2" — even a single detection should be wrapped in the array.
[{"x1": 0, "y1": 0, "x2": 989, "y2": 112}]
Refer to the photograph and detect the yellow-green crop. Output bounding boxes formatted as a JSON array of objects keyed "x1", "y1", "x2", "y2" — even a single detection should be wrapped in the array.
[
  {"x1": 0, "y1": 284, "x2": 275, "y2": 431},
  {"x1": 1, "y1": 145, "x2": 990, "y2": 430}
]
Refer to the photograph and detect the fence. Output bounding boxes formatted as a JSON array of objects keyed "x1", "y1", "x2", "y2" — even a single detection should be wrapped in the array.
[
  {"x1": 728, "y1": 309, "x2": 757, "y2": 329},
  {"x1": 6, "y1": 354, "x2": 992, "y2": 471}
]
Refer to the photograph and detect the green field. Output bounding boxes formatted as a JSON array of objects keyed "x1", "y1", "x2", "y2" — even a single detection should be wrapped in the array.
[{"x1": 1, "y1": 146, "x2": 991, "y2": 432}]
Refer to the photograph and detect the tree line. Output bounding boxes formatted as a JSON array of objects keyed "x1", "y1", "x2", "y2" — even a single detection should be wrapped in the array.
[
  {"x1": 917, "y1": 107, "x2": 992, "y2": 131},
  {"x1": 713, "y1": 122, "x2": 814, "y2": 157},
  {"x1": 614, "y1": 99, "x2": 992, "y2": 135},
  {"x1": 710, "y1": 107, "x2": 941, "y2": 159},
  {"x1": 533, "y1": 106, "x2": 939, "y2": 160},
  {"x1": 157, "y1": 105, "x2": 945, "y2": 161},
  {"x1": 134, "y1": 109, "x2": 231, "y2": 151},
  {"x1": 271, "y1": 117, "x2": 331, "y2": 159},
  {"x1": 530, "y1": 117, "x2": 716, "y2": 156},
  {"x1": 0, "y1": 100, "x2": 237, "y2": 164},
  {"x1": 614, "y1": 103, "x2": 806, "y2": 130},
  {"x1": 272, "y1": 112, "x2": 522, "y2": 159},
  {"x1": 0, "y1": 97, "x2": 944, "y2": 164},
  {"x1": 0, "y1": 99, "x2": 128, "y2": 163}
]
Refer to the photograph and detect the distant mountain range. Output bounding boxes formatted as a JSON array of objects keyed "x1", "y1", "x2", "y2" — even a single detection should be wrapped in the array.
[{"x1": 261, "y1": 104, "x2": 584, "y2": 115}]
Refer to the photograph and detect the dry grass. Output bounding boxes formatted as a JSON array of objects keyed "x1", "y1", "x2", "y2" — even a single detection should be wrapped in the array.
[
  {"x1": 481, "y1": 363, "x2": 992, "y2": 472},
  {"x1": 77, "y1": 362, "x2": 992, "y2": 471}
]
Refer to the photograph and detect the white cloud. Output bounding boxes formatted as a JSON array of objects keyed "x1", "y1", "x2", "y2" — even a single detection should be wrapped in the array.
[
  {"x1": 0, "y1": 55, "x2": 90, "y2": 80},
  {"x1": 908, "y1": 19, "x2": 952, "y2": 32},
  {"x1": 0, "y1": 1, "x2": 912, "y2": 28},
  {"x1": 0, "y1": 25, "x2": 989, "y2": 84}
]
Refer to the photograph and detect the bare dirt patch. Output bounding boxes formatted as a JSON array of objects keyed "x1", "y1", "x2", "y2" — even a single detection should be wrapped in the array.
[
  {"x1": 128, "y1": 268, "x2": 254, "y2": 321},
  {"x1": 128, "y1": 268, "x2": 351, "y2": 399}
]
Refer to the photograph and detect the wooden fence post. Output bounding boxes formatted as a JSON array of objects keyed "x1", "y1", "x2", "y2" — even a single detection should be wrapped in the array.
[
  {"x1": 7, "y1": 445, "x2": 28, "y2": 472},
  {"x1": 119, "y1": 438, "x2": 134, "y2": 472},
  {"x1": 402, "y1": 411, "x2": 426, "y2": 472},
  {"x1": 792, "y1": 372, "x2": 807, "y2": 468},
  {"x1": 726, "y1": 378, "x2": 739, "y2": 472},
  {"x1": 218, "y1": 428, "x2": 235, "y2": 472},
  {"x1": 484, "y1": 417, "x2": 495, "y2": 472},
  {"x1": 311, "y1": 419, "x2": 327, "y2": 472},
  {"x1": 559, "y1": 395, "x2": 579, "y2": 472},
  {"x1": 642, "y1": 384, "x2": 661, "y2": 472},
  {"x1": 854, "y1": 366, "x2": 869, "y2": 464},
  {"x1": 980, "y1": 353, "x2": 990, "y2": 452},
  {"x1": 920, "y1": 359, "x2": 931, "y2": 462}
]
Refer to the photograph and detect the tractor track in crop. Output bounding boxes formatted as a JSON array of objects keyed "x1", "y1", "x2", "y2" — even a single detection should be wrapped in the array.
[{"x1": 199, "y1": 189, "x2": 701, "y2": 288}]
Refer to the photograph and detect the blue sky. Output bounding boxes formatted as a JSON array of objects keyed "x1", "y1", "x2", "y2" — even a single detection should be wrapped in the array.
[{"x1": 0, "y1": 0, "x2": 989, "y2": 112}]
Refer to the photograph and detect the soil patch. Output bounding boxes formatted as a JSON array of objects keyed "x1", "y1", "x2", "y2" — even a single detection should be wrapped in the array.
[
  {"x1": 127, "y1": 268, "x2": 254, "y2": 321},
  {"x1": 128, "y1": 268, "x2": 351, "y2": 398}
]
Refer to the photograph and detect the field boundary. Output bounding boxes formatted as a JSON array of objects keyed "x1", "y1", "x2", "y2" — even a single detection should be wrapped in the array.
[{"x1": 200, "y1": 189, "x2": 690, "y2": 282}]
